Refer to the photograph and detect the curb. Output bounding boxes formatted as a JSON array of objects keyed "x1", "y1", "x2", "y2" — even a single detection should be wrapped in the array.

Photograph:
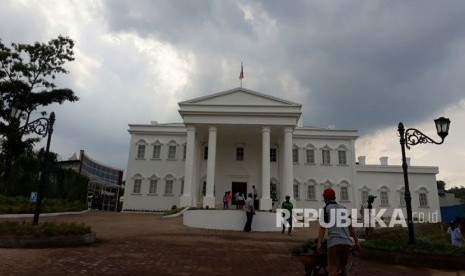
[{"x1": 0, "y1": 209, "x2": 90, "y2": 219}]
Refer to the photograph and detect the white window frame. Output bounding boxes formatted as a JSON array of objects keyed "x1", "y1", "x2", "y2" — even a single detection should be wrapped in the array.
[
  {"x1": 152, "y1": 143, "x2": 161, "y2": 159},
  {"x1": 305, "y1": 148, "x2": 315, "y2": 164},
  {"x1": 133, "y1": 179, "x2": 142, "y2": 194},
  {"x1": 321, "y1": 146, "x2": 331, "y2": 165},
  {"x1": 293, "y1": 183, "x2": 300, "y2": 200},
  {"x1": 164, "y1": 178, "x2": 174, "y2": 196},
  {"x1": 380, "y1": 188, "x2": 389, "y2": 206},
  {"x1": 292, "y1": 146, "x2": 299, "y2": 163},
  {"x1": 167, "y1": 145, "x2": 177, "y2": 160},
  {"x1": 149, "y1": 179, "x2": 158, "y2": 194},
  {"x1": 338, "y1": 150, "x2": 347, "y2": 165},
  {"x1": 136, "y1": 145, "x2": 146, "y2": 159},
  {"x1": 307, "y1": 185, "x2": 316, "y2": 200},
  {"x1": 340, "y1": 186, "x2": 349, "y2": 201},
  {"x1": 418, "y1": 189, "x2": 429, "y2": 207}
]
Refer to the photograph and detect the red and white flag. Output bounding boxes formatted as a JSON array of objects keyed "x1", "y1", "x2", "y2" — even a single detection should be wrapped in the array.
[{"x1": 239, "y1": 62, "x2": 244, "y2": 80}]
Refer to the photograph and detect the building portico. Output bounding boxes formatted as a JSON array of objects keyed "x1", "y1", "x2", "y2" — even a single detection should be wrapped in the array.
[{"x1": 177, "y1": 88, "x2": 301, "y2": 209}]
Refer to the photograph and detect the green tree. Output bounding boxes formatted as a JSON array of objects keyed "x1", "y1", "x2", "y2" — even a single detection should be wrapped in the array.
[{"x1": 0, "y1": 36, "x2": 79, "y2": 180}]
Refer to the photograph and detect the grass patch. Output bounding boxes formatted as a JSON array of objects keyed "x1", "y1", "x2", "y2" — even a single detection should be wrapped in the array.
[
  {"x1": 0, "y1": 221, "x2": 92, "y2": 237},
  {"x1": 360, "y1": 223, "x2": 465, "y2": 256}
]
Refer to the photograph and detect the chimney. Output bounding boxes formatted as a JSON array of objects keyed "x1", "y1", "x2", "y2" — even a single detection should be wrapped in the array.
[
  {"x1": 380, "y1": 156, "x2": 388, "y2": 166},
  {"x1": 358, "y1": 156, "x2": 366, "y2": 165}
]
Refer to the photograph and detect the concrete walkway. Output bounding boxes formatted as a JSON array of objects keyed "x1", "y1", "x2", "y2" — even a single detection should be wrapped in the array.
[{"x1": 0, "y1": 211, "x2": 463, "y2": 275}]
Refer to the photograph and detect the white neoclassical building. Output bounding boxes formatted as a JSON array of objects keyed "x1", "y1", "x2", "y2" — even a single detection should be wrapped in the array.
[{"x1": 123, "y1": 88, "x2": 441, "y2": 221}]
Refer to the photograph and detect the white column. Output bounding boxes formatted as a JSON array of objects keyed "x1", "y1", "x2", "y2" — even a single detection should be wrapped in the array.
[
  {"x1": 283, "y1": 127, "x2": 294, "y2": 201},
  {"x1": 180, "y1": 126, "x2": 195, "y2": 207},
  {"x1": 260, "y1": 126, "x2": 272, "y2": 210},
  {"x1": 203, "y1": 126, "x2": 217, "y2": 208}
]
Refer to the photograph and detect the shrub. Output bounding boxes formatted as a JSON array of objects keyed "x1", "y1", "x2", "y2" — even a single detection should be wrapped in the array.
[
  {"x1": 360, "y1": 223, "x2": 465, "y2": 256},
  {"x1": 0, "y1": 221, "x2": 92, "y2": 237},
  {"x1": 164, "y1": 207, "x2": 185, "y2": 216}
]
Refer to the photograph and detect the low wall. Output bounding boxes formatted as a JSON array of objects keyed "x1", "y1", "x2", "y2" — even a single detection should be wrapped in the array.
[{"x1": 183, "y1": 209, "x2": 282, "y2": 232}]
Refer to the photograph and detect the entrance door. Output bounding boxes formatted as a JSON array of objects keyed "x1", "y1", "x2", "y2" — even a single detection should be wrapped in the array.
[{"x1": 231, "y1": 182, "x2": 247, "y2": 205}]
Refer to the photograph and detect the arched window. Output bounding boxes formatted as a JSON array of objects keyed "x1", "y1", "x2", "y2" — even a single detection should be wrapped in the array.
[
  {"x1": 151, "y1": 140, "x2": 163, "y2": 159},
  {"x1": 305, "y1": 144, "x2": 316, "y2": 164},
  {"x1": 418, "y1": 187, "x2": 429, "y2": 207},
  {"x1": 164, "y1": 174, "x2": 175, "y2": 195},
  {"x1": 293, "y1": 179, "x2": 300, "y2": 200},
  {"x1": 135, "y1": 139, "x2": 147, "y2": 159},
  {"x1": 132, "y1": 173, "x2": 144, "y2": 194},
  {"x1": 378, "y1": 186, "x2": 390, "y2": 206},
  {"x1": 148, "y1": 174, "x2": 159, "y2": 194},
  {"x1": 336, "y1": 145, "x2": 348, "y2": 165},
  {"x1": 338, "y1": 181, "x2": 350, "y2": 201},
  {"x1": 292, "y1": 144, "x2": 299, "y2": 163},
  {"x1": 321, "y1": 145, "x2": 332, "y2": 165},
  {"x1": 166, "y1": 140, "x2": 178, "y2": 160},
  {"x1": 306, "y1": 179, "x2": 318, "y2": 200}
]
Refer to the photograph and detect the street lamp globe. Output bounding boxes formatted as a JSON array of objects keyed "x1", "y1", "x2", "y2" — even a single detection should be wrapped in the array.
[{"x1": 434, "y1": 117, "x2": 451, "y2": 139}]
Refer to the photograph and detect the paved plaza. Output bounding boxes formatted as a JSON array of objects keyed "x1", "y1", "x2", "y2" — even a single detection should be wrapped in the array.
[{"x1": 0, "y1": 211, "x2": 462, "y2": 275}]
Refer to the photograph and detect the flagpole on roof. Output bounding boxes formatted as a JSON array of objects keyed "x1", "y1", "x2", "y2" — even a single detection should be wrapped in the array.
[{"x1": 239, "y1": 62, "x2": 244, "y2": 88}]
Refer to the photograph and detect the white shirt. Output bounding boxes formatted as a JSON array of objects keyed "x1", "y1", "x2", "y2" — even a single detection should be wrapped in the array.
[{"x1": 448, "y1": 227, "x2": 463, "y2": 247}]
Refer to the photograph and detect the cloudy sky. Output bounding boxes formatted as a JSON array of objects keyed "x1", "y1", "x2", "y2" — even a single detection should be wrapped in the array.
[{"x1": 1, "y1": 0, "x2": 464, "y2": 188}]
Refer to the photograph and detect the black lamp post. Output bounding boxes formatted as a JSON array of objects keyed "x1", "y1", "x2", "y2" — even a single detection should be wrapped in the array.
[
  {"x1": 398, "y1": 117, "x2": 450, "y2": 244},
  {"x1": 11, "y1": 108, "x2": 56, "y2": 225}
]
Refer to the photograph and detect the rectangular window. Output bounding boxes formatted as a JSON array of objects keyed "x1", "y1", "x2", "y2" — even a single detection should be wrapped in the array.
[
  {"x1": 133, "y1": 179, "x2": 142, "y2": 193},
  {"x1": 419, "y1": 193, "x2": 428, "y2": 207},
  {"x1": 292, "y1": 148, "x2": 299, "y2": 163},
  {"x1": 293, "y1": 184, "x2": 299, "y2": 199},
  {"x1": 149, "y1": 179, "x2": 157, "y2": 194},
  {"x1": 361, "y1": 191, "x2": 368, "y2": 207},
  {"x1": 152, "y1": 145, "x2": 161, "y2": 159},
  {"x1": 168, "y1": 145, "x2": 176, "y2": 159},
  {"x1": 307, "y1": 185, "x2": 315, "y2": 200},
  {"x1": 236, "y1": 147, "x2": 244, "y2": 161},
  {"x1": 182, "y1": 145, "x2": 187, "y2": 160},
  {"x1": 165, "y1": 180, "x2": 173, "y2": 195},
  {"x1": 270, "y1": 148, "x2": 277, "y2": 162},
  {"x1": 380, "y1": 191, "x2": 389, "y2": 205},
  {"x1": 340, "y1": 187, "x2": 349, "y2": 201},
  {"x1": 306, "y1": 149, "x2": 315, "y2": 164},
  {"x1": 322, "y1": 149, "x2": 330, "y2": 164},
  {"x1": 203, "y1": 147, "x2": 208, "y2": 160},
  {"x1": 338, "y1": 151, "x2": 347, "y2": 165},
  {"x1": 137, "y1": 145, "x2": 145, "y2": 159},
  {"x1": 400, "y1": 192, "x2": 406, "y2": 206},
  {"x1": 180, "y1": 180, "x2": 184, "y2": 195}
]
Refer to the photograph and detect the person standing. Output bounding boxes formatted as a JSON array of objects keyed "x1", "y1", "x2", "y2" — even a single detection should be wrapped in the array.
[
  {"x1": 223, "y1": 192, "x2": 229, "y2": 209},
  {"x1": 281, "y1": 195, "x2": 294, "y2": 235},
  {"x1": 252, "y1": 185, "x2": 259, "y2": 210},
  {"x1": 243, "y1": 193, "x2": 255, "y2": 232},
  {"x1": 317, "y1": 188, "x2": 360, "y2": 276},
  {"x1": 447, "y1": 220, "x2": 463, "y2": 247}
]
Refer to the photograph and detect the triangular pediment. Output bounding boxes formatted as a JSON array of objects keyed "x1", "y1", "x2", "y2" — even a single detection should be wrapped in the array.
[{"x1": 179, "y1": 87, "x2": 300, "y2": 107}]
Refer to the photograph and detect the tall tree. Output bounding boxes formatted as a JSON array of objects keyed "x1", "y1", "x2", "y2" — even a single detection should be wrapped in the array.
[{"x1": 0, "y1": 36, "x2": 79, "y2": 179}]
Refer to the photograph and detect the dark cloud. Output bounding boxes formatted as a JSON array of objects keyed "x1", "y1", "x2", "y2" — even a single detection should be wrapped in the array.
[{"x1": 1, "y1": 0, "x2": 465, "y2": 181}]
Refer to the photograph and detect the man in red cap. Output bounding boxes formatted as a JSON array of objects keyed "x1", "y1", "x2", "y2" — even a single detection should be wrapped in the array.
[{"x1": 317, "y1": 188, "x2": 360, "y2": 275}]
